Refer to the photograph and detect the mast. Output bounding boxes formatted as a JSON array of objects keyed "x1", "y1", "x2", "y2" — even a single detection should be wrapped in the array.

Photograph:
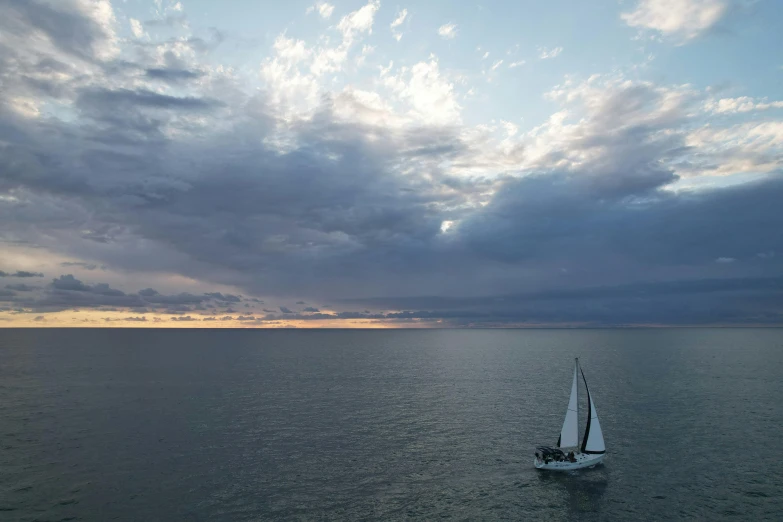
[
  {"x1": 557, "y1": 358, "x2": 580, "y2": 448},
  {"x1": 580, "y1": 365, "x2": 606, "y2": 454}
]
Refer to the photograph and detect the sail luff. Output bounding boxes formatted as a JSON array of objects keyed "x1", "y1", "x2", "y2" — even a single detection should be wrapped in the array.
[
  {"x1": 557, "y1": 359, "x2": 579, "y2": 448},
  {"x1": 580, "y1": 367, "x2": 606, "y2": 454}
]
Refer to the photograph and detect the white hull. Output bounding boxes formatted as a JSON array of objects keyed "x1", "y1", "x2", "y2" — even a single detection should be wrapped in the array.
[{"x1": 534, "y1": 452, "x2": 604, "y2": 471}]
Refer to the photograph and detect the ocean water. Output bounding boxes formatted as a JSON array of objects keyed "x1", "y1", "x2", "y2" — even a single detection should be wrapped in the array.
[{"x1": 1, "y1": 328, "x2": 782, "y2": 521}]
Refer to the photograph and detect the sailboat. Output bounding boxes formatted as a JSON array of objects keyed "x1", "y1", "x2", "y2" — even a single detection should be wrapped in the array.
[{"x1": 534, "y1": 358, "x2": 605, "y2": 471}]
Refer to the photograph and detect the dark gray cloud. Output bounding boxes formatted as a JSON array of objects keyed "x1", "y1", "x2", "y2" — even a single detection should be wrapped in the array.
[
  {"x1": 171, "y1": 315, "x2": 198, "y2": 321},
  {"x1": 52, "y1": 275, "x2": 93, "y2": 292},
  {"x1": 160, "y1": 304, "x2": 194, "y2": 314},
  {"x1": 339, "y1": 275, "x2": 783, "y2": 326},
  {"x1": 204, "y1": 292, "x2": 241, "y2": 303},
  {"x1": 15, "y1": 275, "x2": 146, "y2": 312},
  {"x1": 302, "y1": 307, "x2": 320, "y2": 312},
  {"x1": 142, "y1": 292, "x2": 206, "y2": 305},
  {"x1": 279, "y1": 306, "x2": 294, "y2": 314},
  {"x1": 0, "y1": 0, "x2": 114, "y2": 62},
  {"x1": 6, "y1": 283, "x2": 37, "y2": 291},
  {"x1": 61, "y1": 262, "x2": 101, "y2": 270},
  {"x1": 76, "y1": 87, "x2": 224, "y2": 115},
  {"x1": 0, "y1": 271, "x2": 44, "y2": 278},
  {"x1": 145, "y1": 68, "x2": 204, "y2": 83},
  {"x1": 0, "y1": 274, "x2": 242, "y2": 314}
]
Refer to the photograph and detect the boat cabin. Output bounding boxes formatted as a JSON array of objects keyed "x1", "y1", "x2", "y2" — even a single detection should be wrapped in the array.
[{"x1": 535, "y1": 446, "x2": 577, "y2": 463}]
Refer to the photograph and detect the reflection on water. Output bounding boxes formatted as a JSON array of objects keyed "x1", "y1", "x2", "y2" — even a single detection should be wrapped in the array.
[{"x1": 537, "y1": 465, "x2": 609, "y2": 516}]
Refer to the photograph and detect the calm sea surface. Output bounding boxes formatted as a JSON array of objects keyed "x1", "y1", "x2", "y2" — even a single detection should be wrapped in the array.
[{"x1": 1, "y1": 328, "x2": 782, "y2": 521}]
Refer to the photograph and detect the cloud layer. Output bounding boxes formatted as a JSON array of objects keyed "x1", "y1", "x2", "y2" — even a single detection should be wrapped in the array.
[{"x1": 1, "y1": 0, "x2": 782, "y2": 326}]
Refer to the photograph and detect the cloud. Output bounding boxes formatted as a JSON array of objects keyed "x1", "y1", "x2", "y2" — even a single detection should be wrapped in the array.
[
  {"x1": 204, "y1": 292, "x2": 241, "y2": 303},
  {"x1": 52, "y1": 274, "x2": 92, "y2": 291},
  {"x1": 0, "y1": 275, "x2": 239, "y2": 314},
  {"x1": 145, "y1": 67, "x2": 204, "y2": 83},
  {"x1": 171, "y1": 315, "x2": 198, "y2": 321},
  {"x1": 621, "y1": 0, "x2": 728, "y2": 42},
  {"x1": 390, "y1": 8, "x2": 408, "y2": 41},
  {"x1": 6, "y1": 284, "x2": 37, "y2": 291},
  {"x1": 0, "y1": 0, "x2": 119, "y2": 62},
  {"x1": 538, "y1": 46, "x2": 563, "y2": 59},
  {"x1": 302, "y1": 306, "x2": 320, "y2": 312},
  {"x1": 337, "y1": 1, "x2": 379, "y2": 40},
  {"x1": 704, "y1": 96, "x2": 783, "y2": 114},
  {"x1": 34, "y1": 315, "x2": 45, "y2": 321},
  {"x1": 306, "y1": 2, "x2": 335, "y2": 19},
  {"x1": 60, "y1": 262, "x2": 100, "y2": 270},
  {"x1": 260, "y1": 2, "x2": 381, "y2": 117},
  {"x1": 125, "y1": 316, "x2": 147, "y2": 321},
  {"x1": 1, "y1": 0, "x2": 782, "y2": 327},
  {"x1": 77, "y1": 87, "x2": 223, "y2": 113},
  {"x1": 438, "y1": 23, "x2": 457, "y2": 39},
  {"x1": 142, "y1": 292, "x2": 207, "y2": 305},
  {"x1": 0, "y1": 271, "x2": 43, "y2": 278},
  {"x1": 279, "y1": 306, "x2": 294, "y2": 314},
  {"x1": 381, "y1": 57, "x2": 462, "y2": 125},
  {"x1": 508, "y1": 60, "x2": 525, "y2": 68},
  {"x1": 145, "y1": 1, "x2": 187, "y2": 28},
  {"x1": 129, "y1": 18, "x2": 146, "y2": 39}
]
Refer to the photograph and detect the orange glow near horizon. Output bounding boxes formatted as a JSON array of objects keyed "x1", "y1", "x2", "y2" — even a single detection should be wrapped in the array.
[{"x1": 0, "y1": 310, "x2": 432, "y2": 328}]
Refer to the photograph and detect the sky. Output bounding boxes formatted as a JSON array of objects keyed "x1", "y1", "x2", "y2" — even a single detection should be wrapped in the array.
[{"x1": 1, "y1": 0, "x2": 783, "y2": 328}]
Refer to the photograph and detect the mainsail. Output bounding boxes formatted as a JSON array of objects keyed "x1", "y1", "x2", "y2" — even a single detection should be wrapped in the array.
[
  {"x1": 557, "y1": 359, "x2": 579, "y2": 448},
  {"x1": 580, "y1": 368, "x2": 606, "y2": 454}
]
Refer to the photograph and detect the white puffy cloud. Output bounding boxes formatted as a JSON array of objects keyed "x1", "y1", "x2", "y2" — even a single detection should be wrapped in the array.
[
  {"x1": 390, "y1": 8, "x2": 408, "y2": 41},
  {"x1": 337, "y1": 0, "x2": 380, "y2": 41},
  {"x1": 621, "y1": 0, "x2": 727, "y2": 42},
  {"x1": 381, "y1": 58, "x2": 462, "y2": 126},
  {"x1": 129, "y1": 18, "x2": 146, "y2": 39},
  {"x1": 438, "y1": 23, "x2": 457, "y2": 39},
  {"x1": 684, "y1": 121, "x2": 783, "y2": 177},
  {"x1": 704, "y1": 96, "x2": 783, "y2": 114},
  {"x1": 306, "y1": 2, "x2": 335, "y2": 19}
]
